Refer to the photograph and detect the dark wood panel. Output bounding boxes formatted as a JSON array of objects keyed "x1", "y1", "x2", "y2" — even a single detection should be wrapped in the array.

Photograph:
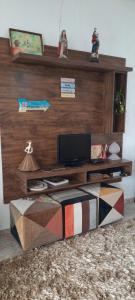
[
  {"x1": 45, "y1": 45, "x2": 126, "y2": 67},
  {"x1": 0, "y1": 63, "x2": 106, "y2": 133}
]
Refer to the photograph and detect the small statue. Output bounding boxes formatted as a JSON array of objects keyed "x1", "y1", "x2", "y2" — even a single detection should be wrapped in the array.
[
  {"x1": 102, "y1": 144, "x2": 108, "y2": 160},
  {"x1": 58, "y1": 30, "x2": 68, "y2": 58},
  {"x1": 18, "y1": 140, "x2": 40, "y2": 172},
  {"x1": 91, "y1": 28, "x2": 100, "y2": 61},
  {"x1": 25, "y1": 140, "x2": 33, "y2": 154}
]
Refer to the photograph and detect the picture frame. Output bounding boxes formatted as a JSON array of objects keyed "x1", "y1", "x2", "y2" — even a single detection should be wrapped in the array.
[
  {"x1": 91, "y1": 144, "x2": 103, "y2": 159},
  {"x1": 9, "y1": 28, "x2": 44, "y2": 56}
]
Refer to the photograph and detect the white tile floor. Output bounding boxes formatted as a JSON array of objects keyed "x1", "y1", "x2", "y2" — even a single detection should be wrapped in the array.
[{"x1": 0, "y1": 201, "x2": 135, "y2": 262}]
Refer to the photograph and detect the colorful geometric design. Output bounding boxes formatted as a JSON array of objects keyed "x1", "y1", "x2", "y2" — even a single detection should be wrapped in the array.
[
  {"x1": 81, "y1": 184, "x2": 124, "y2": 227},
  {"x1": 114, "y1": 194, "x2": 124, "y2": 214},
  {"x1": 50, "y1": 189, "x2": 98, "y2": 239},
  {"x1": 80, "y1": 184, "x2": 101, "y2": 197},
  {"x1": 81, "y1": 183, "x2": 124, "y2": 227},
  {"x1": 99, "y1": 199, "x2": 112, "y2": 224},
  {"x1": 65, "y1": 204, "x2": 74, "y2": 238},
  {"x1": 10, "y1": 195, "x2": 63, "y2": 250},
  {"x1": 99, "y1": 185, "x2": 124, "y2": 226}
]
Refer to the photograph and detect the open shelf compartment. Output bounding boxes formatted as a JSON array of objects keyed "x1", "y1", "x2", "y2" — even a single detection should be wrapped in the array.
[
  {"x1": 113, "y1": 72, "x2": 127, "y2": 133},
  {"x1": 16, "y1": 159, "x2": 132, "y2": 196}
]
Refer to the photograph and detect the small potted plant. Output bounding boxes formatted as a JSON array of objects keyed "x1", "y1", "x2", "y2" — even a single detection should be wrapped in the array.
[{"x1": 114, "y1": 89, "x2": 125, "y2": 132}]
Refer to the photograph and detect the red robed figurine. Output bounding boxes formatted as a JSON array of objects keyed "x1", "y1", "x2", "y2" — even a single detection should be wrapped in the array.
[{"x1": 91, "y1": 28, "x2": 100, "y2": 61}]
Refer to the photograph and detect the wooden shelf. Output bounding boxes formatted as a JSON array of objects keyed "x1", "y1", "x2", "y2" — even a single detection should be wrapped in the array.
[
  {"x1": 17, "y1": 159, "x2": 132, "y2": 180},
  {"x1": 87, "y1": 176, "x2": 122, "y2": 185},
  {"x1": 12, "y1": 53, "x2": 133, "y2": 73},
  {"x1": 16, "y1": 159, "x2": 132, "y2": 196},
  {"x1": 26, "y1": 180, "x2": 84, "y2": 196},
  {"x1": 25, "y1": 177, "x2": 122, "y2": 196}
]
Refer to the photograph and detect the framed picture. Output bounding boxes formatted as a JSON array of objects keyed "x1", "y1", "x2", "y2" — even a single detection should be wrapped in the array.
[
  {"x1": 91, "y1": 144, "x2": 103, "y2": 159},
  {"x1": 9, "y1": 28, "x2": 44, "y2": 56}
]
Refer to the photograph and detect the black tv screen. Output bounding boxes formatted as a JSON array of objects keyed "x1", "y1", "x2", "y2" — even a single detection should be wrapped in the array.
[{"x1": 58, "y1": 133, "x2": 91, "y2": 166}]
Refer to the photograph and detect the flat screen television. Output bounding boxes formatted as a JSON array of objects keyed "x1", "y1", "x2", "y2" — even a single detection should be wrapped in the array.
[{"x1": 58, "y1": 133, "x2": 91, "y2": 166}]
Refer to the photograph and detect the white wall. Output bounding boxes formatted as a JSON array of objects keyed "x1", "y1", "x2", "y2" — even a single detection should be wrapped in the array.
[{"x1": 0, "y1": 0, "x2": 135, "y2": 229}]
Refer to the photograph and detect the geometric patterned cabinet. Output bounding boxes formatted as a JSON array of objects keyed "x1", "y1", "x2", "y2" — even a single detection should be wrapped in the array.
[
  {"x1": 50, "y1": 189, "x2": 98, "y2": 239},
  {"x1": 98, "y1": 185, "x2": 124, "y2": 227},
  {"x1": 10, "y1": 185, "x2": 124, "y2": 251},
  {"x1": 10, "y1": 195, "x2": 63, "y2": 250},
  {"x1": 80, "y1": 184, "x2": 124, "y2": 227}
]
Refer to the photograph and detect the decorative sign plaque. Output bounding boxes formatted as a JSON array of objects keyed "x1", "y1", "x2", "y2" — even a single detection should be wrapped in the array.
[
  {"x1": 61, "y1": 78, "x2": 75, "y2": 98},
  {"x1": 18, "y1": 98, "x2": 51, "y2": 112}
]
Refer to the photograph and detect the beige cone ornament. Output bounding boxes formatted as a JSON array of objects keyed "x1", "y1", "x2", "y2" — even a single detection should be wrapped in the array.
[{"x1": 18, "y1": 140, "x2": 40, "y2": 171}]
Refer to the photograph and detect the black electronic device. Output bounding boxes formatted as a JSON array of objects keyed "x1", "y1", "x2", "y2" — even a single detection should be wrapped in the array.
[
  {"x1": 58, "y1": 133, "x2": 91, "y2": 166},
  {"x1": 90, "y1": 158, "x2": 105, "y2": 164}
]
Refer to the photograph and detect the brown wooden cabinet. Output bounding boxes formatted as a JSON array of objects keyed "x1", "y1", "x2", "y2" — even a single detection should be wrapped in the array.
[
  {"x1": 0, "y1": 38, "x2": 133, "y2": 202},
  {"x1": 16, "y1": 159, "x2": 132, "y2": 197}
]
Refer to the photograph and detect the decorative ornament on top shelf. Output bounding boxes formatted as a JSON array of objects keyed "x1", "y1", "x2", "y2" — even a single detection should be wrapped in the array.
[
  {"x1": 18, "y1": 140, "x2": 40, "y2": 172},
  {"x1": 58, "y1": 29, "x2": 68, "y2": 59},
  {"x1": 108, "y1": 142, "x2": 121, "y2": 160},
  {"x1": 90, "y1": 27, "x2": 100, "y2": 62}
]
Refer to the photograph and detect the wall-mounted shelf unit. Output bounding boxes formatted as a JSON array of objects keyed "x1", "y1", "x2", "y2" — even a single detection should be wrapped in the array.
[
  {"x1": 0, "y1": 38, "x2": 133, "y2": 202},
  {"x1": 16, "y1": 159, "x2": 132, "y2": 197},
  {"x1": 12, "y1": 53, "x2": 133, "y2": 73}
]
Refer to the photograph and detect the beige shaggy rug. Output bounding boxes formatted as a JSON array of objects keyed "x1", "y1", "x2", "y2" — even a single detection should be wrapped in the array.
[{"x1": 0, "y1": 219, "x2": 135, "y2": 300}]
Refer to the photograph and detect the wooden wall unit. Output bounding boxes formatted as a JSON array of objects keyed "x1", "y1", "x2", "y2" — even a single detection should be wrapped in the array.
[
  {"x1": 0, "y1": 37, "x2": 132, "y2": 203},
  {"x1": 16, "y1": 159, "x2": 132, "y2": 197}
]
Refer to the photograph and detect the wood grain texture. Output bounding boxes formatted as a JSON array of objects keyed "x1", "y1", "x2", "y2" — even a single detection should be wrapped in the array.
[
  {"x1": 16, "y1": 159, "x2": 132, "y2": 197},
  {"x1": 12, "y1": 53, "x2": 133, "y2": 72},
  {"x1": 0, "y1": 37, "x2": 132, "y2": 202}
]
